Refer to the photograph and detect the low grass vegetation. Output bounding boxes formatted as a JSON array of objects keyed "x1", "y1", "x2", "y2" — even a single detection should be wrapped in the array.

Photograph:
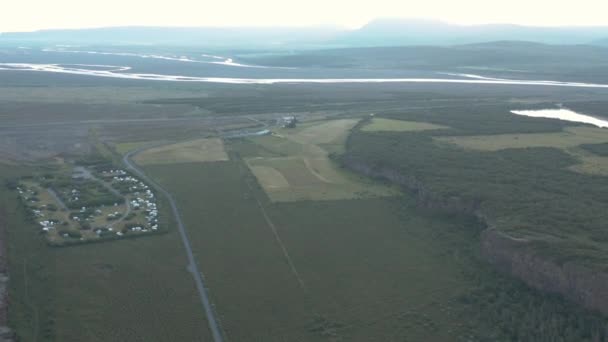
[
  {"x1": 242, "y1": 119, "x2": 397, "y2": 202},
  {"x1": 142, "y1": 142, "x2": 607, "y2": 341},
  {"x1": 143, "y1": 159, "x2": 484, "y2": 341},
  {"x1": 134, "y1": 138, "x2": 228, "y2": 165},
  {"x1": 362, "y1": 117, "x2": 449, "y2": 132},
  {"x1": 113, "y1": 141, "x2": 157, "y2": 155},
  {"x1": 436, "y1": 126, "x2": 608, "y2": 151},
  {"x1": 5, "y1": 60, "x2": 608, "y2": 341},
  {"x1": 1, "y1": 163, "x2": 212, "y2": 342},
  {"x1": 343, "y1": 113, "x2": 608, "y2": 269}
]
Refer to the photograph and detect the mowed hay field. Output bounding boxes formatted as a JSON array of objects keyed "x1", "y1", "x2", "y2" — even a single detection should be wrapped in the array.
[
  {"x1": 134, "y1": 138, "x2": 228, "y2": 165},
  {"x1": 1, "y1": 165, "x2": 211, "y2": 342},
  {"x1": 362, "y1": 118, "x2": 449, "y2": 132},
  {"x1": 435, "y1": 126, "x2": 608, "y2": 175},
  {"x1": 113, "y1": 141, "x2": 157, "y2": 155},
  {"x1": 243, "y1": 119, "x2": 397, "y2": 202},
  {"x1": 436, "y1": 126, "x2": 608, "y2": 151},
  {"x1": 288, "y1": 119, "x2": 358, "y2": 145},
  {"x1": 143, "y1": 160, "x2": 485, "y2": 342}
]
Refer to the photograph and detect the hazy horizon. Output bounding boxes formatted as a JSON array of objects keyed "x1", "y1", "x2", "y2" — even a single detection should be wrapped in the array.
[{"x1": 2, "y1": 0, "x2": 608, "y2": 33}]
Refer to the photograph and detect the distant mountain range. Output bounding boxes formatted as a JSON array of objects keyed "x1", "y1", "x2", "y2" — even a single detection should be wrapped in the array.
[
  {"x1": 343, "y1": 19, "x2": 608, "y2": 46},
  {"x1": 593, "y1": 38, "x2": 608, "y2": 46},
  {"x1": 3, "y1": 18, "x2": 608, "y2": 48},
  {"x1": 0, "y1": 26, "x2": 343, "y2": 48}
]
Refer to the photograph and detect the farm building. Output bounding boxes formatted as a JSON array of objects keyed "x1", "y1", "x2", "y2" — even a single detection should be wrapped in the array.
[{"x1": 282, "y1": 116, "x2": 297, "y2": 128}]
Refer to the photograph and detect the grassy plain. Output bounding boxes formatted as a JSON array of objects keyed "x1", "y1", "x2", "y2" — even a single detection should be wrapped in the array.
[
  {"x1": 288, "y1": 119, "x2": 358, "y2": 145},
  {"x1": 1, "y1": 164, "x2": 212, "y2": 342},
  {"x1": 134, "y1": 138, "x2": 228, "y2": 165},
  {"x1": 243, "y1": 120, "x2": 397, "y2": 202},
  {"x1": 435, "y1": 125, "x2": 608, "y2": 175},
  {"x1": 435, "y1": 126, "x2": 608, "y2": 151},
  {"x1": 113, "y1": 141, "x2": 157, "y2": 155},
  {"x1": 143, "y1": 160, "x2": 488, "y2": 341},
  {"x1": 362, "y1": 118, "x2": 449, "y2": 132},
  {"x1": 4, "y1": 52, "x2": 608, "y2": 340},
  {"x1": 142, "y1": 132, "x2": 607, "y2": 341}
]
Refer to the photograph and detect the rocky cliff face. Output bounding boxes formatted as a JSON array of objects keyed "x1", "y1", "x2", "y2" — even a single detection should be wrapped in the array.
[
  {"x1": 481, "y1": 229, "x2": 608, "y2": 315},
  {"x1": 340, "y1": 155, "x2": 608, "y2": 315},
  {"x1": 340, "y1": 156, "x2": 480, "y2": 215}
]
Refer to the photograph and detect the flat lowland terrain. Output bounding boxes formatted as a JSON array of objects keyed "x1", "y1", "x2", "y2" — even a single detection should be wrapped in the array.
[
  {"x1": 362, "y1": 118, "x2": 449, "y2": 132},
  {"x1": 134, "y1": 138, "x2": 228, "y2": 165},
  {"x1": 142, "y1": 160, "x2": 488, "y2": 342},
  {"x1": 289, "y1": 119, "x2": 358, "y2": 145},
  {"x1": 0, "y1": 165, "x2": 212, "y2": 342},
  {"x1": 436, "y1": 126, "x2": 608, "y2": 151},
  {"x1": 435, "y1": 126, "x2": 608, "y2": 175},
  {"x1": 244, "y1": 119, "x2": 397, "y2": 202},
  {"x1": 113, "y1": 141, "x2": 157, "y2": 155}
]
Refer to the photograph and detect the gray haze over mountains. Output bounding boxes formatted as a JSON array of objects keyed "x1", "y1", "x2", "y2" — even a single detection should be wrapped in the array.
[{"x1": 3, "y1": 18, "x2": 608, "y2": 48}]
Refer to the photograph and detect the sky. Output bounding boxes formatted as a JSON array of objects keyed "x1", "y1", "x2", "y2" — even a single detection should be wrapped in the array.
[{"x1": 2, "y1": 0, "x2": 608, "y2": 32}]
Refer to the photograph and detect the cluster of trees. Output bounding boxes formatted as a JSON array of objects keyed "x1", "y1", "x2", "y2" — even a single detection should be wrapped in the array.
[
  {"x1": 462, "y1": 266, "x2": 608, "y2": 341},
  {"x1": 340, "y1": 110, "x2": 608, "y2": 339},
  {"x1": 344, "y1": 112, "x2": 608, "y2": 266},
  {"x1": 56, "y1": 180, "x2": 122, "y2": 210}
]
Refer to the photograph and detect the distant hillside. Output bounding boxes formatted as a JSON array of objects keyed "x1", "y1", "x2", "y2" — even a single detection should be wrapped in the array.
[
  {"x1": 247, "y1": 41, "x2": 608, "y2": 69},
  {"x1": 0, "y1": 26, "x2": 345, "y2": 48},
  {"x1": 244, "y1": 41, "x2": 608, "y2": 83},
  {"x1": 335, "y1": 18, "x2": 608, "y2": 46},
  {"x1": 593, "y1": 38, "x2": 608, "y2": 46},
  {"x1": 3, "y1": 19, "x2": 608, "y2": 48}
]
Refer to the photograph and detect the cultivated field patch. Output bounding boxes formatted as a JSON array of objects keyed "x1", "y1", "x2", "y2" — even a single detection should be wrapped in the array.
[
  {"x1": 362, "y1": 118, "x2": 449, "y2": 132},
  {"x1": 436, "y1": 126, "x2": 608, "y2": 151},
  {"x1": 242, "y1": 119, "x2": 397, "y2": 202},
  {"x1": 134, "y1": 138, "x2": 228, "y2": 165},
  {"x1": 249, "y1": 165, "x2": 290, "y2": 189},
  {"x1": 246, "y1": 157, "x2": 390, "y2": 202},
  {"x1": 114, "y1": 141, "x2": 157, "y2": 155},
  {"x1": 142, "y1": 160, "x2": 492, "y2": 341},
  {"x1": 289, "y1": 119, "x2": 358, "y2": 145}
]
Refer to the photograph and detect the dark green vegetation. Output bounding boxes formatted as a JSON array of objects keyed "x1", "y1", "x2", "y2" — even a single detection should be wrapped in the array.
[
  {"x1": 53, "y1": 178, "x2": 120, "y2": 210},
  {"x1": 143, "y1": 159, "x2": 480, "y2": 341},
  {"x1": 582, "y1": 142, "x2": 608, "y2": 156},
  {"x1": 342, "y1": 109, "x2": 608, "y2": 266},
  {"x1": 247, "y1": 42, "x2": 608, "y2": 83},
  {"x1": 141, "y1": 143, "x2": 608, "y2": 341},
  {"x1": 0, "y1": 163, "x2": 212, "y2": 341},
  {"x1": 3, "y1": 43, "x2": 608, "y2": 341}
]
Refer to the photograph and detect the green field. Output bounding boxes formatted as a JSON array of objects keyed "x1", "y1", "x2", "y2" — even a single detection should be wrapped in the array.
[
  {"x1": 143, "y1": 160, "x2": 482, "y2": 341},
  {"x1": 5, "y1": 51, "x2": 608, "y2": 341},
  {"x1": 436, "y1": 126, "x2": 608, "y2": 151},
  {"x1": 362, "y1": 118, "x2": 449, "y2": 132},
  {"x1": 113, "y1": 141, "x2": 157, "y2": 155},
  {"x1": 134, "y1": 138, "x2": 229, "y2": 165},
  {"x1": 434, "y1": 126, "x2": 608, "y2": 175},
  {"x1": 141, "y1": 145, "x2": 605, "y2": 341},
  {"x1": 243, "y1": 120, "x2": 397, "y2": 202},
  {"x1": 1, "y1": 164, "x2": 212, "y2": 342}
]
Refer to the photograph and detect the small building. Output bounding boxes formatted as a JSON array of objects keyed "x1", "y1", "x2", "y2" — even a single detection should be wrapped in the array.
[{"x1": 282, "y1": 116, "x2": 297, "y2": 128}]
